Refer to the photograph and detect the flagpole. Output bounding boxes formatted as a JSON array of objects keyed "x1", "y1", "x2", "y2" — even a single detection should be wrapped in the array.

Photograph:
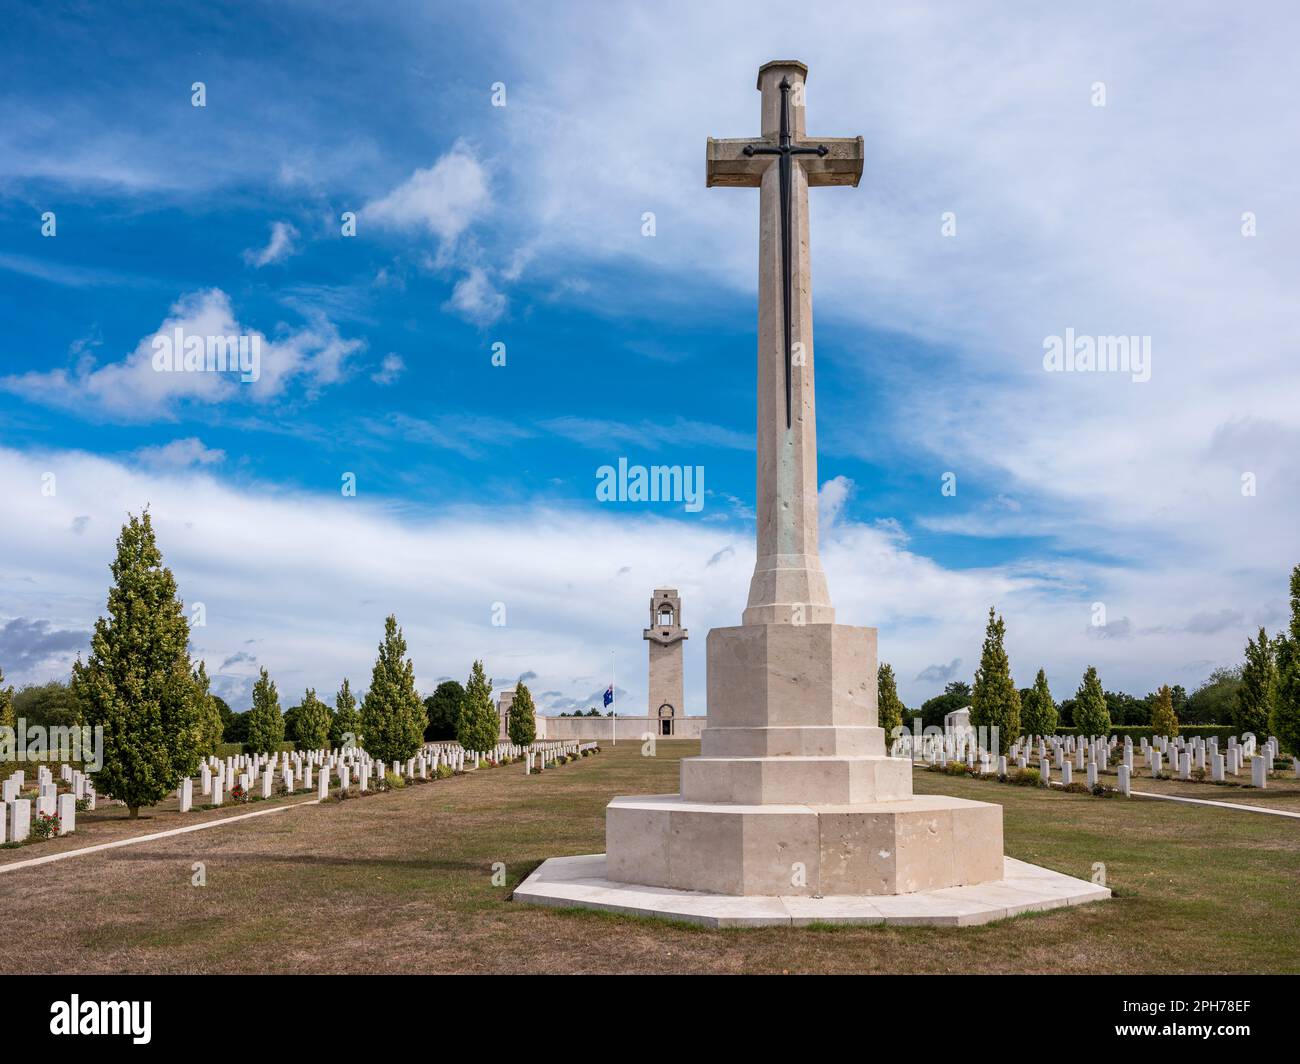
[{"x1": 611, "y1": 649, "x2": 616, "y2": 746}]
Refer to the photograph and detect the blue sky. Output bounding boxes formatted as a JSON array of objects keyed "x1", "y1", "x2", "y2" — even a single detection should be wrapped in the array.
[{"x1": 2, "y1": 1, "x2": 1297, "y2": 713}]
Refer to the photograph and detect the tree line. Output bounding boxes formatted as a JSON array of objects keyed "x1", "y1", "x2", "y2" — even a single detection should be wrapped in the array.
[
  {"x1": 873, "y1": 565, "x2": 1300, "y2": 755},
  {"x1": 0, "y1": 512, "x2": 539, "y2": 818}
]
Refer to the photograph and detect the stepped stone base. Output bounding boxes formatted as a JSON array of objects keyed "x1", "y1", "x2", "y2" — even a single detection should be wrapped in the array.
[
  {"x1": 515, "y1": 853, "x2": 1111, "y2": 928},
  {"x1": 606, "y1": 792, "x2": 1003, "y2": 897}
]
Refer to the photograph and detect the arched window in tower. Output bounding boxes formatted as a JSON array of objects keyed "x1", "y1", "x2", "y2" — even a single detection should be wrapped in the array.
[{"x1": 657, "y1": 604, "x2": 675, "y2": 627}]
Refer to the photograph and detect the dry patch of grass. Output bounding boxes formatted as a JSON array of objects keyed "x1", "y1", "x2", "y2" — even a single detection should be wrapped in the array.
[{"x1": 0, "y1": 744, "x2": 1295, "y2": 974}]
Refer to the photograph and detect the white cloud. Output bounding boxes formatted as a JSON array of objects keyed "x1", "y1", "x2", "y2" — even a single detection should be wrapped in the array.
[
  {"x1": 0, "y1": 446, "x2": 1272, "y2": 710},
  {"x1": 133, "y1": 437, "x2": 226, "y2": 469},
  {"x1": 371, "y1": 353, "x2": 406, "y2": 385},
  {"x1": 444, "y1": 266, "x2": 506, "y2": 325},
  {"x1": 818, "y1": 475, "x2": 853, "y2": 529},
  {"x1": 363, "y1": 141, "x2": 490, "y2": 247},
  {"x1": 243, "y1": 221, "x2": 299, "y2": 268},
  {"x1": 0, "y1": 289, "x2": 363, "y2": 421}
]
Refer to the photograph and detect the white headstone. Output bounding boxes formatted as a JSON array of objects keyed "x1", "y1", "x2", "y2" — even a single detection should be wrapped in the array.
[
  {"x1": 9, "y1": 798, "x2": 31, "y2": 842},
  {"x1": 1251, "y1": 755, "x2": 1267, "y2": 789},
  {"x1": 1118, "y1": 764, "x2": 1131, "y2": 796},
  {"x1": 57, "y1": 792, "x2": 76, "y2": 835},
  {"x1": 179, "y1": 777, "x2": 193, "y2": 813}
]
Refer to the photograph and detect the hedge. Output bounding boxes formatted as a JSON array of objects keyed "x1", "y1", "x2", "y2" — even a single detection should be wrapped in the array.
[
  {"x1": 214, "y1": 741, "x2": 296, "y2": 758},
  {"x1": 1052, "y1": 726, "x2": 1241, "y2": 742}
]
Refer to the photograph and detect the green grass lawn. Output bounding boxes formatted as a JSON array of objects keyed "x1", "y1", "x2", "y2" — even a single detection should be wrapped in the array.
[{"x1": 0, "y1": 742, "x2": 1295, "y2": 973}]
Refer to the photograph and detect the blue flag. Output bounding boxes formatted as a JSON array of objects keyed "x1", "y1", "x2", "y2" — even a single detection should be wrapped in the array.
[{"x1": 603, "y1": 685, "x2": 614, "y2": 708}]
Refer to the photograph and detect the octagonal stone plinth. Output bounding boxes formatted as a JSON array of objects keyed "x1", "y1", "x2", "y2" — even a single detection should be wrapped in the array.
[
  {"x1": 680, "y1": 754, "x2": 911, "y2": 805},
  {"x1": 606, "y1": 793, "x2": 1004, "y2": 897}
]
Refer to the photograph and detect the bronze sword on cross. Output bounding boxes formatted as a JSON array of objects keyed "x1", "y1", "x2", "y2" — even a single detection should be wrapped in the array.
[{"x1": 742, "y1": 77, "x2": 827, "y2": 429}]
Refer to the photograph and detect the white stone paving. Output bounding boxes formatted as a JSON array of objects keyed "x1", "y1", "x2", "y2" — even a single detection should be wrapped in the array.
[{"x1": 513, "y1": 854, "x2": 1110, "y2": 929}]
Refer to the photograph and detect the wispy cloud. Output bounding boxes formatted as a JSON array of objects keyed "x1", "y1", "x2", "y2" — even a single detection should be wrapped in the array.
[
  {"x1": 243, "y1": 221, "x2": 299, "y2": 268},
  {"x1": 0, "y1": 289, "x2": 363, "y2": 421}
]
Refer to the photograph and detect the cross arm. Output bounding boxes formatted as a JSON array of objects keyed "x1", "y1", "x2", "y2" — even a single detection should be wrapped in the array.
[{"x1": 706, "y1": 135, "x2": 864, "y2": 188}]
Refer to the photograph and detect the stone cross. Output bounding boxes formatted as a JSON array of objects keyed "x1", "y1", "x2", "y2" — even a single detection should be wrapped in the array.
[{"x1": 707, "y1": 60, "x2": 863, "y2": 626}]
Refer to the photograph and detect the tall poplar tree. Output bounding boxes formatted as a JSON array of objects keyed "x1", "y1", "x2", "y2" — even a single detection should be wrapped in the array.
[
  {"x1": 1073, "y1": 666, "x2": 1112, "y2": 738},
  {"x1": 295, "y1": 687, "x2": 332, "y2": 751},
  {"x1": 0, "y1": 665, "x2": 14, "y2": 731},
  {"x1": 70, "y1": 511, "x2": 202, "y2": 818},
  {"x1": 1270, "y1": 564, "x2": 1300, "y2": 756},
  {"x1": 1150, "y1": 684, "x2": 1179, "y2": 738},
  {"x1": 360, "y1": 615, "x2": 426, "y2": 762},
  {"x1": 1020, "y1": 668, "x2": 1058, "y2": 737},
  {"x1": 246, "y1": 667, "x2": 285, "y2": 753},
  {"x1": 1235, "y1": 628, "x2": 1276, "y2": 735},
  {"x1": 970, "y1": 607, "x2": 1021, "y2": 753},
  {"x1": 877, "y1": 663, "x2": 905, "y2": 747},
  {"x1": 507, "y1": 681, "x2": 538, "y2": 746},
  {"x1": 331, "y1": 677, "x2": 361, "y2": 748},
  {"x1": 193, "y1": 660, "x2": 225, "y2": 755},
  {"x1": 457, "y1": 660, "x2": 499, "y2": 754}
]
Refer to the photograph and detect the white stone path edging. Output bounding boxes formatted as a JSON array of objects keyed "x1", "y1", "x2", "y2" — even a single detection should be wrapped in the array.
[
  {"x1": 1128, "y1": 789, "x2": 1300, "y2": 820},
  {"x1": 0, "y1": 797, "x2": 322, "y2": 876},
  {"x1": 1035, "y1": 776, "x2": 1300, "y2": 820}
]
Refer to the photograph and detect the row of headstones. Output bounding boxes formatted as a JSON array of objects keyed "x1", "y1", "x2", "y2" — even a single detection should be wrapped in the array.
[
  {"x1": 2, "y1": 763, "x2": 90, "y2": 843},
  {"x1": 913, "y1": 729, "x2": 1292, "y2": 796},
  {"x1": 522, "y1": 741, "x2": 588, "y2": 775},
  {"x1": 174, "y1": 739, "x2": 581, "y2": 810},
  {"x1": 1003, "y1": 733, "x2": 1289, "y2": 793}
]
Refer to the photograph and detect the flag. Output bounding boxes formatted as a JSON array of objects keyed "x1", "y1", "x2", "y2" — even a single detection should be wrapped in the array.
[{"x1": 603, "y1": 685, "x2": 614, "y2": 708}]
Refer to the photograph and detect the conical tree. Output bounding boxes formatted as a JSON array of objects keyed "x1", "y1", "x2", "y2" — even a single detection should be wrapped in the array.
[
  {"x1": 1150, "y1": 683, "x2": 1179, "y2": 738},
  {"x1": 1020, "y1": 668, "x2": 1058, "y2": 737},
  {"x1": 1270, "y1": 564, "x2": 1300, "y2": 756},
  {"x1": 1073, "y1": 666, "x2": 1112, "y2": 738},
  {"x1": 877, "y1": 663, "x2": 905, "y2": 748},
  {"x1": 457, "y1": 659, "x2": 499, "y2": 754},
  {"x1": 360, "y1": 615, "x2": 426, "y2": 763},
  {"x1": 507, "y1": 681, "x2": 538, "y2": 746},
  {"x1": 295, "y1": 687, "x2": 331, "y2": 751},
  {"x1": 0, "y1": 665, "x2": 14, "y2": 731},
  {"x1": 192, "y1": 661, "x2": 225, "y2": 755},
  {"x1": 246, "y1": 667, "x2": 285, "y2": 754},
  {"x1": 970, "y1": 607, "x2": 1021, "y2": 754},
  {"x1": 331, "y1": 677, "x2": 361, "y2": 748},
  {"x1": 1235, "y1": 627, "x2": 1276, "y2": 737},
  {"x1": 69, "y1": 511, "x2": 203, "y2": 818}
]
